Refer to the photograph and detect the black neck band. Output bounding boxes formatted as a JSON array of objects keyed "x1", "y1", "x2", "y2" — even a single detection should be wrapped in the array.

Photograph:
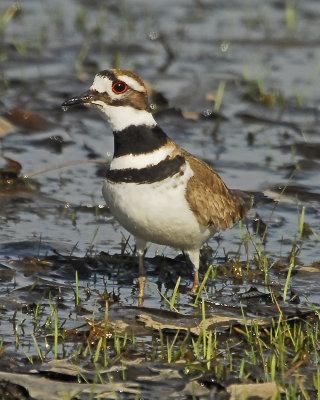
[{"x1": 113, "y1": 125, "x2": 168, "y2": 157}]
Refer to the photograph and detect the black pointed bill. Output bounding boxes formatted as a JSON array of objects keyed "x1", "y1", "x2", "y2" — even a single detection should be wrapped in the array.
[{"x1": 61, "y1": 91, "x2": 95, "y2": 111}]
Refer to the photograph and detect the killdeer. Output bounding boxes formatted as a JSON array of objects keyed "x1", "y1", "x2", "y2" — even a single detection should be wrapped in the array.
[{"x1": 62, "y1": 69, "x2": 254, "y2": 300}]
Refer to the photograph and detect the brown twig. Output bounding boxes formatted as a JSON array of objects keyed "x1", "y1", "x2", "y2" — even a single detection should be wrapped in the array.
[{"x1": 23, "y1": 159, "x2": 107, "y2": 179}]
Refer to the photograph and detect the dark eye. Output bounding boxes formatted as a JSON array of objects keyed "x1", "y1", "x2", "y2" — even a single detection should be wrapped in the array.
[{"x1": 112, "y1": 81, "x2": 128, "y2": 94}]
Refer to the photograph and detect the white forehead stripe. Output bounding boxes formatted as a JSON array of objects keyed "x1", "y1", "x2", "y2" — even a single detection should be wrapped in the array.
[
  {"x1": 110, "y1": 146, "x2": 174, "y2": 170},
  {"x1": 90, "y1": 74, "x2": 145, "y2": 94},
  {"x1": 117, "y1": 75, "x2": 145, "y2": 92},
  {"x1": 90, "y1": 75, "x2": 110, "y2": 93}
]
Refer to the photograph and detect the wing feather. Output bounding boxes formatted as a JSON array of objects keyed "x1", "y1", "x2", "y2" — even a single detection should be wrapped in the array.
[{"x1": 184, "y1": 153, "x2": 253, "y2": 230}]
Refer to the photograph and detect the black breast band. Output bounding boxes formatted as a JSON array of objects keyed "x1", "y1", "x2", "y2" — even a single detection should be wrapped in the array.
[{"x1": 107, "y1": 155, "x2": 185, "y2": 184}]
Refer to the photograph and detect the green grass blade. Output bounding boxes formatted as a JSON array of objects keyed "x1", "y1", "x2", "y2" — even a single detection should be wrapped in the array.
[{"x1": 170, "y1": 276, "x2": 181, "y2": 311}]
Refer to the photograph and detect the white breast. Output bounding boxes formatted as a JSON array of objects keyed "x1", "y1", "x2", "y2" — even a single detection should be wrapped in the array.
[{"x1": 102, "y1": 162, "x2": 214, "y2": 250}]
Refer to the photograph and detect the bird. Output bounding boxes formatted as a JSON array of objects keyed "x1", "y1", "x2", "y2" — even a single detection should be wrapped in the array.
[{"x1": 62, "y1": 69, "x2": 255, "y2": 302}]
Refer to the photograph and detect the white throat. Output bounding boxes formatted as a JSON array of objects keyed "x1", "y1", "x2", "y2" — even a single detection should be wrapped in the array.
[{"x1": 95, "y1": 101, "x2": 156, "y2": 131}]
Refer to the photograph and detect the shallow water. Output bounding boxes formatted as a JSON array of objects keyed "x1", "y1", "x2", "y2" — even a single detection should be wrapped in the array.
[{"x1": 1, "y1": 0, "x2": 320, "y2": 398}]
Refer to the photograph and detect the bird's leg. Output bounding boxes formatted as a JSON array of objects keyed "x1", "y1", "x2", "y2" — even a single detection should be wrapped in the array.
[
  {"x1": 186, "y1": 249, "x2": 200, "y2": 293},
  {"x1": 192, "y1": 269, "x2": 200, "y2": 293},
  {"x1": 135, "y1": 237, "x2": 147, "y2": 306}
]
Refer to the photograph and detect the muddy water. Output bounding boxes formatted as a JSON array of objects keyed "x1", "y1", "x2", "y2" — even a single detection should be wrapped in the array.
[{"x1": 1, "y1": 0, "x2": 320, "y2": 398}]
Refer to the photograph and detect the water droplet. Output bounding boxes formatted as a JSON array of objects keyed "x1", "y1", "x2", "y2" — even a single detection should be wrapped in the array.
[
  {"x1": 220, "y1": 40, "x2": 230, "y2": 53},
  {"x1": 148, "y1": 31, "x2": 159, "y2": 41}
]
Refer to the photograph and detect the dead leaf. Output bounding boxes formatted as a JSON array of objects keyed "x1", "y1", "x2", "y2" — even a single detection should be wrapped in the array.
[
  {"x1": 0, "y1": 117, "x2": 15, "y2": 137},
  {"x1": 7, "y1": 109, "x2": 53, "y2": 132},
  {"x1": 4, "y1": 157, "x2": 22, "y2": 172},
  {"x1": 0, "y1": 157, "x2": 22, "y2": 180},
  {"x1": 0, "y1": 371, "x2": 141, "y2": 400},
  {"x1": 259, "y1": 93, "x2": 278, "y2": 107},
  {"x1": 21, "y1": 257, "x2": 54, "y2": 267},
  {"x1": 232, "y1": 263, "x2": 243, "y2": 278},
  {"x1": 86, "y1": 318, "x2": 131, "y2": 340},
  {"x1": 205, "y1": 93, "x2": 216, "y2": 101},
  {"x1": 297, "y1": 266, "x2": 320, "y2": 273},
  {"x1": 181, "y1": 111, "x2": 199, "y2": 120},
  {"x1": 137, "y1": 313, "x2": 268, "y2": 336},
  {"x1": 227, "y1": 381, "x2": 284, "y2": 400}
]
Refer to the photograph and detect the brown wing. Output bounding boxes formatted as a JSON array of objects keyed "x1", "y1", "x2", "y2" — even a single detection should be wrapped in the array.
[{"x1": 184, "y1": 153, "x2": 253, "y2": 230}]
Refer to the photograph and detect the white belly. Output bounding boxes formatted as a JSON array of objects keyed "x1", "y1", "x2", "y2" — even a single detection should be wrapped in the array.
[{"x1": 102, "y1": 163, "x2": 214, "y2": 250}]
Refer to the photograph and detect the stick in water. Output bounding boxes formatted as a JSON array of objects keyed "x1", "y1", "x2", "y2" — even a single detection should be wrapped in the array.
[{"x1": 23, "y1": 159, "x2": 107, "y2": 179}]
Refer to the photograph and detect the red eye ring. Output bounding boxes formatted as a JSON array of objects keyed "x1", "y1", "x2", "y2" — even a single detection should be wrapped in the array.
[{"x1": 112, "y1": 81, "x2": 128, "y2": 94}]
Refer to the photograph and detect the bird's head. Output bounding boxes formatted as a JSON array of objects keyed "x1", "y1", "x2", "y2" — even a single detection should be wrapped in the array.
[{"x1": 62, "y1": 69, "x2": 156, "y2": 131}]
